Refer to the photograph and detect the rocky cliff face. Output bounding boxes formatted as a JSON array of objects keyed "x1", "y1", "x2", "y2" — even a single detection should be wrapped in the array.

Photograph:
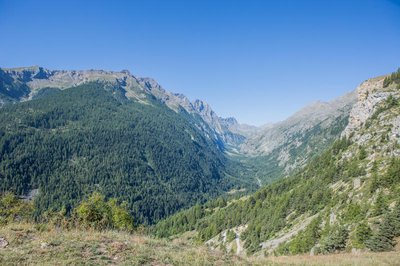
[
  {"x1": 342, "y1": 74, "x2": 400, "y2": 157},
  {"x1": 342, "y1": 76, "x2": 394, "y2": 138}
]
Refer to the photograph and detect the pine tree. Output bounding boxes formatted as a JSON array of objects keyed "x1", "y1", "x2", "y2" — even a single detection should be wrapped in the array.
[
  {"x1": 367, "y1": 215, "x2": 395, "y2": 251},
  {"x1": 373, "y1": 192, "x2": 387, "y2": 216},
  {"x1": 354, "y1": 222, "x2": 372, "y2": 247}
]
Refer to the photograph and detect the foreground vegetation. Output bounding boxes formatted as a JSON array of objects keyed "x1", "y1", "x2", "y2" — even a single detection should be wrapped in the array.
[
  {"x1": 2, "y1": 189, "x2": 399, "y2": 265},
  {"x1": 1, "y1": 222, "x2": 399, "y2": 265}
]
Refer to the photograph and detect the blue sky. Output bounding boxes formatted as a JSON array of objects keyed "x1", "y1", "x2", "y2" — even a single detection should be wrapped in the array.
[{"x1": 0, "y1": 0, "x2": 399, "y2": 125}]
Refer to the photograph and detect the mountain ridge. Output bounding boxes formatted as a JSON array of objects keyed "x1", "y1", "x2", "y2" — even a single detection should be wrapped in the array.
[
  {"x1": 0, "y1": 65, "x2": 361, "y2": 185},
  {"x1": 153, "y1": 71, "x2": 400, "y2": 256},
  {"x1": 0, "y1": 66, "x2": 248, "y2": 147}
]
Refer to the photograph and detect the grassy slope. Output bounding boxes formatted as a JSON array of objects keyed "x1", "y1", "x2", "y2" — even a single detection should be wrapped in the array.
[
  {"x1": 0, "y1": 223, "x2": 247, "y2": 266},
  {"x1": 0, "y1": 223, "x2": 399, "y2": 266}
]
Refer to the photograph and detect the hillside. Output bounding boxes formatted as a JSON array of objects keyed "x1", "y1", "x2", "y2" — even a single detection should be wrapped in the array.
[
  {"x1": 2, "y1": 223, "x2": 399, "y2": 266},
  {"x1": 0, "y1": 66, "x2": 357, "y2": 189},
  {"x1": 0, "y1": 82, "x2": 255, "y2": 224},
  {"x1": 0, "y1": 66, "x2": 246, "y2": 148},
  {"x1": 237, "y1": 91, "x2": 356, "y2": 184},
  {"x1": 153, "y1": 72, "x2": 400, "y2": 256}
]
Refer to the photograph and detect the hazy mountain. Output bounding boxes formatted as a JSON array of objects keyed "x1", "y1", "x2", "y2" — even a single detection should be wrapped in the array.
[{"x1": 237, "y1": 91, "x2": 357, "y2": 183}]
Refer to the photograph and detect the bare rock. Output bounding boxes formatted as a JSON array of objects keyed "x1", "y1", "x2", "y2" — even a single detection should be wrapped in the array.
[{"x1": 0, "y1": 237, "x2": 9, "y2": 248}]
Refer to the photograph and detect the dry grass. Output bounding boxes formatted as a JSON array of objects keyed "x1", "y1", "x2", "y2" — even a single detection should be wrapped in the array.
[
  {"x1": 257, "y1": 252, "x2": 400, "y2": 266},
  {"x1": 0, "y1": 223, "x2": 399, "y2": 265},
  {"x1": 0, "y1": 223, "x2": 247, "y2": 265}
]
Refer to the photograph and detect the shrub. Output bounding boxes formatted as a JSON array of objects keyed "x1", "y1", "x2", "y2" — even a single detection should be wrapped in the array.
[
  {"x1": 0, "y1": 192, "x2": 33, "y2": 224},
  {"x1": 75, "y1": 192, "x2": 133, "y2": 231}
]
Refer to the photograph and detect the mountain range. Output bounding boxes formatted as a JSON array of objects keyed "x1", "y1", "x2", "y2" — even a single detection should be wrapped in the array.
[
  {"x1": 1, "y1": 66, "x2": 400, "y2": 259},
  {"x1": 154, "y1": 71, "x2": 400, "y2": 255},
  {"x1": 0, "y1": 66, "x2": 357, "y2": 183},
  {"x1": 0, "y1": 66, "x2": 360, "y2": 221}
]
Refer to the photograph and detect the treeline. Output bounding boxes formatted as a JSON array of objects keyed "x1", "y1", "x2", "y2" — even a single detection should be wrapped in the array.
[
  {"x1": 0, "y1": 192, "x2": 134, "y2": 231},
  {"x1": 0, "y1": 82, "x2": 248, "y2": 224},
  {"x1": 383, "y1": 68, "x2": 400, "y2": 88}
]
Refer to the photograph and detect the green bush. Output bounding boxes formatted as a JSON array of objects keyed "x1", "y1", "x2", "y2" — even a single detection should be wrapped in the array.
[
  {"x1": 226, "y1": 229, "x2": 236, "y2": 242},
  {"x1": 0, "y1": 192, "x2": 33, "y2": 224},
  {"x1": 75, "y1": 192, "x2": 133, "y2": 231}
]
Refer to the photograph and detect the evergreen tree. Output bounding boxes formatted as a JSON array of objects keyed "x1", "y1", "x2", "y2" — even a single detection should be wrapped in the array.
[
  {"x1": 367, "y1": 216, "x2": 395, "y2": 251},
  {"x1": 373, "y1": 192, "x2": 387, "y2": 216},
  {"x1": 354, "y1": 222, "x2": 372, "y2": 248}
]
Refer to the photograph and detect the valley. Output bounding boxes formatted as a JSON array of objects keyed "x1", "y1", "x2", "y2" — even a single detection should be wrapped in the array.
[{"x1": 1, "y1": 66, "x2": 400, "y2": 264}]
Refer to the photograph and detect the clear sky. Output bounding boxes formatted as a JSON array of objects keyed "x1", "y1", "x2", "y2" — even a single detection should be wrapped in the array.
[{"x1": 0, "y1": 0, "x2": 399, "y2": 125}]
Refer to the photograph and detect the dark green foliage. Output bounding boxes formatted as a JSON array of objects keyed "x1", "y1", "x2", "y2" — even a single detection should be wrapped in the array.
[
  {"x1": 155, "y1": 139, "x2": 353, "y2": 252},
  {"x1": 383, "y1": 68, "x2": 400, "y2": 88},
  {"x1": 226, "y1": 229, "x2": 236, "y2": 242},
  {"x1": 354, "y1": 222, "x2": 372, "y2": 248},
  {"x1": 345, "y1": 158, "x2": 366, "y2": 178},
  {"x1": 320, "y1": 225, "x2": 348, "y2": 253},
  {"x1": 382, "y1": 158, "x2": 400, "y2": 187},
  {"x1": 0, "y1": 83, "x2": 246, "y2": 224},
  {"x1": 342, "y1": 203, "x2": 365, "y2": 223},
  {"x1": 366, "y1": 203, "x2": 400, "y2": 251},
  {"x1": 153, "y1": 204, "x2": 206, "y2": 237},
  {"x1": 367, "y1": 210, "x2": 400, "y2": 251},
  {"x1": 358, "y1": 146, "x2": 367, "y2": 160},
  {"x1": 373, "y1": 192, "x2": 388, "y2": 217},
  {"x1": 368, "y1": 158, "x2": 400, "y2": 193}
]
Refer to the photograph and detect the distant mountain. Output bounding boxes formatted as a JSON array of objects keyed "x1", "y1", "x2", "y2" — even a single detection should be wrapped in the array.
[
  {"x1": 0, "y1": 67, "x2": 258, "y2": 224},
  {"x1": 0, "y1": 66, "x2": 247, "y2": 147},
  {"x1": 238, "y1": 91, "x2": 357, "y2": 183},
  {"x1": 1, "y1": 65, "x2": 381, "y2": 228},
  {"x1": 153, "y1": 71, "x2": 400, "y2": 255}
]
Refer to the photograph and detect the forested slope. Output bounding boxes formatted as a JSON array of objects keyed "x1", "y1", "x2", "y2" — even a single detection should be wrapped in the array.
[
  {"x1": 153, "y1": 73, "x2": 400, "y2": 255},
  {"x1": 0, "y1": 82, "x2": 252, "y2": 224}
]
